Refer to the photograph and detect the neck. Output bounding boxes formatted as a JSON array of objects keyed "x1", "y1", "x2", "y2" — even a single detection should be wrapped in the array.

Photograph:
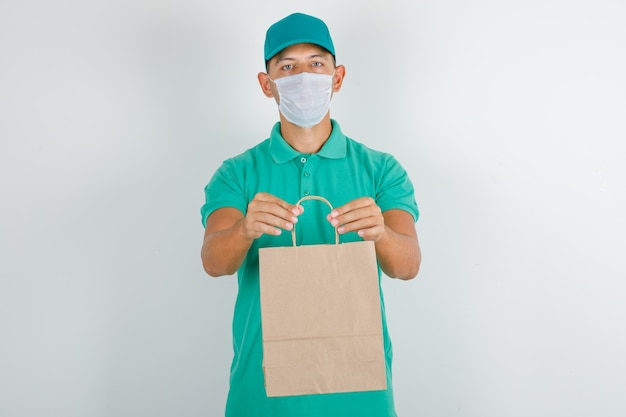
[{"x1": 279, "y1": 114, "x2": 333, "y2": 154}]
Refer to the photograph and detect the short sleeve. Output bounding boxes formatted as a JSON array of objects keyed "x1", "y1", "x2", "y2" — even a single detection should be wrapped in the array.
[
  {"x1": 200, "y1": 159, "x2": 248, "y2": 227},
  {"x1": 375, "y1": 155, "x2": 419, "y2": 222}
]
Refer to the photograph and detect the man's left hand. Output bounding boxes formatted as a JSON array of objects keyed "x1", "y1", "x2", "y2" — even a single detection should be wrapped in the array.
[{"x1": 326, "y1": 197, "x2": 385, "y2": 242}]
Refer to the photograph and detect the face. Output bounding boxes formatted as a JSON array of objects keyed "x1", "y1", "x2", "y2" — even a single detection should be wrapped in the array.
[{"x1": 258, "y1": 43, "x2": 345, "y2": 102}]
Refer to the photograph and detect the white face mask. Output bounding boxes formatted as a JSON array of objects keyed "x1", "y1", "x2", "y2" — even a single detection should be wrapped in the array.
[{"x1": 270, "y1": 72, "x2": 334, "y2": 128}]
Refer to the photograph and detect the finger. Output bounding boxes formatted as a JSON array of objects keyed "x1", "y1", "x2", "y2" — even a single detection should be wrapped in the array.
[
  {"x1": 247, "y1": 210, "x2": 298, "y2": 235},
  {"x1": 251, "y1": 221, "x2": 290, "y2": 236},
  {"x1": 329, "y1": 205, "x2": 381, "y2": 229},
  {"x1": 249, "y1": 198, "x2": 300, "y2": 223},
  {"x1": 253, "y1": 193, "x2": 303, "y2": 216},
  {"x1": 243, "y1": 213, "x2": 296, "y2": 238},
  {"x1": 250, "y1": 202, "x2": 300, "y2": 224},
  {"x1": 335, "y1": 216, "x2": 380, "y2": 235},
  {"x1": 252, "y1": 211, "x2": 297, "y2": 230},
  {"x1": 355, "y1": 225, "x2": 385, "y2": 241},
  {"x1": 328, "y1": 197, "x2": 375, "y2": 220}
]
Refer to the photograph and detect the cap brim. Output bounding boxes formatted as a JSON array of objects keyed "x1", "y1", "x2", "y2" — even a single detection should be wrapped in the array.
[{"x1": 265, "y1": 38, "x2": 335, "y2": 61}]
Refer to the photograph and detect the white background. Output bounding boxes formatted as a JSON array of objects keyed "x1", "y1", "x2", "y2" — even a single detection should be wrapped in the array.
[{"x1": 1, "y1": 1, "x2": 625, "y2": 416}]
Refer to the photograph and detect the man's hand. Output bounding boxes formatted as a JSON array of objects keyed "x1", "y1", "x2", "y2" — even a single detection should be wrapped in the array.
[
  {"x1": 202, "y1": 192, "x2": 304, "y2": 276},
  {"x1": 326, "y1": 197, "x2": 385, "y2": 242},
  {"x1": 325, "y1": 196, "x2": 420, "y2": 279},
  {"x1": 242, "y1": 192, "x2": 304, "y2": 240}
]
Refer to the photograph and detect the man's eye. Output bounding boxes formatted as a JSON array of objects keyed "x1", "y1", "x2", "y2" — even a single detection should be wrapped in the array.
[
  {"x1": 312, "y1": 62, "x2": 322, "y2": 67},
  {"x1": 282, "y1": 64, "x2": 293, "y2": 70}
]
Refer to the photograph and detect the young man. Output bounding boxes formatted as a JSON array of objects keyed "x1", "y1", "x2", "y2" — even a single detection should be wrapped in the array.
[{"x1": 200, "y1": 12, "x2": 421, "y2": 417}]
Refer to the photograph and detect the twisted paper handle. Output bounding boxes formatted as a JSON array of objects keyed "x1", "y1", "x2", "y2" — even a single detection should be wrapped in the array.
[{"x1": 291, "y1": 195, "x2": 340, "y2": 246}]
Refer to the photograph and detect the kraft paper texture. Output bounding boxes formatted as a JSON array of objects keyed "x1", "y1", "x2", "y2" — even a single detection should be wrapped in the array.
[{"x1": 259, "y1": 240, "x2": 386, "y2": 397}]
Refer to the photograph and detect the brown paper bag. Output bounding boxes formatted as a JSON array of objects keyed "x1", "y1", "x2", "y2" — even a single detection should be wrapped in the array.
[{"x1": 259, "y1": 195, "x2": 386, "y2": 397}]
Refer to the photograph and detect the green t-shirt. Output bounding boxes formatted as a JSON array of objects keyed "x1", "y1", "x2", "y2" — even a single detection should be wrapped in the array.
[{"x1": 201, "y1": 120, "x2": 419, "y2": 417}]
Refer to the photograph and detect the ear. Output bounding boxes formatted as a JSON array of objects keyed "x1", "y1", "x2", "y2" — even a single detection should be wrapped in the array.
[
  {"x1": 258, "y1": 72, "x2": 275, "y2": 98},
  {"x1": 332, "y1": 65, "x2": 346, "y2": 93}
]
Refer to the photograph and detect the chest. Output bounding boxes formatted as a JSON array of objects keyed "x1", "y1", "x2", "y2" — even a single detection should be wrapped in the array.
[{"x1": 244, "y1": 154, "x2": 377, "y2": 208}]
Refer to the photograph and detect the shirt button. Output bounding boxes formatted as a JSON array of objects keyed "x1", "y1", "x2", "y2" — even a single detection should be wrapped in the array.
[
  {"x1": 304, "y1": 191, "x2": 310, "y2": 196},
  {"x1": 304, "y1": 171, "x2": 310, "y2": 177},
  {"x1": 300, "y1": 157, "x2": 307, "y2": 164}
]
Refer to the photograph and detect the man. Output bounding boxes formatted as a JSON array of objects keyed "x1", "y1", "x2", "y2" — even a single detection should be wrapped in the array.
[{"x1": 200, "y1": 12, "x2": 421, "y2": 417}]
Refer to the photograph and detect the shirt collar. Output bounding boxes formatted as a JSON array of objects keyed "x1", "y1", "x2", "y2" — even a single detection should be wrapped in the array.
[{"x1": 269, "y1": 119, "x2": 347, "y2": 164}]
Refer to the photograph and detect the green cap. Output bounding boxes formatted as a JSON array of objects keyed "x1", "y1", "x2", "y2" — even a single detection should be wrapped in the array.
[{"x1": 264, "y1": 13, "x2": 335, "y2": 62}]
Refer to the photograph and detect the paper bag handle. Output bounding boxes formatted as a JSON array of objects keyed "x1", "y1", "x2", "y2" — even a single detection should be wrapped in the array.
[{"x1": 291, "y1": 195, "x2": 340, "y2": 246}]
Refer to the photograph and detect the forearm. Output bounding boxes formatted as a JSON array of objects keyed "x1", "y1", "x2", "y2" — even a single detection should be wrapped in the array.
[
  {"x1": 375, "y1": 225, "x2": 421, "y2": 280},
  {"x1": 201, "y1": 218, "x2": 253, "y2": 277}
]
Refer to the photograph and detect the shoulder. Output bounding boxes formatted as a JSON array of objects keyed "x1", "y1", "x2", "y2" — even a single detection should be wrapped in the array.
[
  {"x1": 223, "y1": 138, "x2": 271, "y2": 165},
  {"x1": 205, "y1": 138, "x2": 271, "y2": 191},
  {"x1": 344, "y1": 136, "x2": 401, "y2": 168},
  {"x1": 213, "y1": 139, "x2": 273, "y2": 179}
]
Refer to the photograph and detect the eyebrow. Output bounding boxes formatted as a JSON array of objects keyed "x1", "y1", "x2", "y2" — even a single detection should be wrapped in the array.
[{"x1": 273, "y1": 53, "x2": 331, "y2": 65}]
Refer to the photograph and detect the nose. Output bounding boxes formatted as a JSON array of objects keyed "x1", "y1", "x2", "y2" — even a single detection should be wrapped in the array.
[{"x1": 292, "y1": 66, "x2": 308, "y2": 76}]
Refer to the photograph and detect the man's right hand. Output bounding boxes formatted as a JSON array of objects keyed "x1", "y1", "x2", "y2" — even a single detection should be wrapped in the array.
[
  {"x1": 202, "y1": 193, "x2": 304, "y2": 276},
  {"x1": 241, "y1": 193, "x2": 304, "y2": 240}
]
